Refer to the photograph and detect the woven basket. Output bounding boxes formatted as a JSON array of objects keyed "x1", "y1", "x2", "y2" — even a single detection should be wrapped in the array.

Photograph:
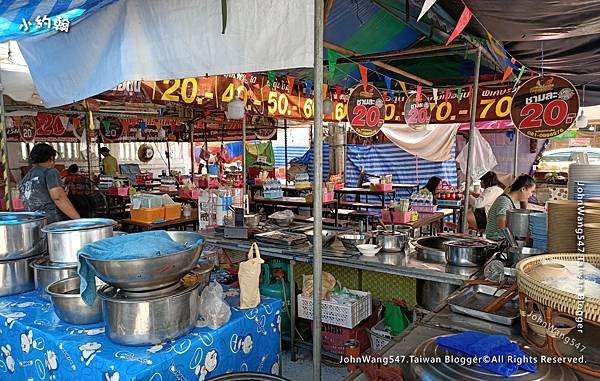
[
  {"x1": 547, "y1": 201, "x2": 578, "y2": 253},
  {"x1": 516, "y1": 253, "x2": 600, "y2": 323}
]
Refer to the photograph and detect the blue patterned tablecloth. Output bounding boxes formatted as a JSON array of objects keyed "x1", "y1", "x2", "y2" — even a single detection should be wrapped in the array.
[{"x1": 0, "y1": 288, "x2": 281, "y2": 381}]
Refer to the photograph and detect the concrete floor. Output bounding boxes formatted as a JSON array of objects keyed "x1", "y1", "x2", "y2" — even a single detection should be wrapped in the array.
[{"x1": 281, "y1": 350, "x2": 349, "y2": 381}]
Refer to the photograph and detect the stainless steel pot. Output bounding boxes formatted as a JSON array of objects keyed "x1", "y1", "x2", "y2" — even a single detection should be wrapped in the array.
[
  {"x1": 0, "y1": 212, "x2": 47, "y2": 260},
  {"x1": 338, "y1": 233, "x2": 372, "y2": 251},
  {"x1": 375, "y1": 231, "x2": 408, "y2": 252},
  {"x1": 505, "y1": 246, "x2": 544, "y2": 267},
  {"x1": 30, "y1": 257, "x2": 78, "y2": 300},
  {"x1": 98, "y1": 272, "x2": 202, "y2": 346},
  {"x1": 414, "y1": 236, "x2": 453, "y2": 263},
  {"x1": 42, "y1": 218, "x2": 116, "y2": 263},
  {"x1": 416, "y1": 279, "x2": 458, "y2": 311},
  {"x1": 0, "y1": 255, "x2": 41, "y2": 296},
  {"x1": 47, "y1": 277, "x2": 103, "y2": 324},
  {"x1": 244, "y1": 214, "x2": 261, "y2": 228},
  {"x1": 443, "y1": 240, "x2": 492, "y2": 267},
  {"x1": 506, "y1": 209, "x2": 541, "y2": 239}
]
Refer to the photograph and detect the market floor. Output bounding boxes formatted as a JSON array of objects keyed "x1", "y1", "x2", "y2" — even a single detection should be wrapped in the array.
[{"x1": 281, "y1": 350, "x2": 349, "y2": 380}]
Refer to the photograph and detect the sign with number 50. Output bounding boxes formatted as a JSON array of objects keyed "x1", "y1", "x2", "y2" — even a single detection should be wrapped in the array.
[
  {"x1": 510, "y1": 75, "x2": 579, "y2": 139},
  {"x1": 347, "y1": 84, "x2": 385, "y2": 137}
]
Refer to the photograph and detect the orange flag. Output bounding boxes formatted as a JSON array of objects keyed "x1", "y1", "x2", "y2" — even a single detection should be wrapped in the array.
[
  {"x1": 359, "y1": 65, "x2": 368, "y2": 90},
  {"x1": 446, "y1": 7, "x2": 473, "y2": 46}
]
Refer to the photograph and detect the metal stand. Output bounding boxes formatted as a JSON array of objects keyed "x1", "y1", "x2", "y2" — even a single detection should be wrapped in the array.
[{"x1": 0, "y1": 65, "x2": 13, "y2": 211}]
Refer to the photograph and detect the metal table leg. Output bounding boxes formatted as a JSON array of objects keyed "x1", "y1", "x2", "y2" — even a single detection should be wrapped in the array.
[{"x1": 289, "y1": 259, "x2": 297, "y2": 362}]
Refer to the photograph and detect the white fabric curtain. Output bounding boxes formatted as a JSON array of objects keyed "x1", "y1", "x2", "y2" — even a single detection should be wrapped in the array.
[
  {"x1": 380, "y1": 123, "x2": 460, "y2": 162},
  {"x1": 18, "y1": 0, "x2": 314, "y2": 107}
]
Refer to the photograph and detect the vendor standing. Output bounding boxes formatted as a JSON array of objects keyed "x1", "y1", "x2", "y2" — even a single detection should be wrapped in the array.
[
  {"x1": 485, "y1": 174, "x2": 535, "y2": 240},
  {"x1": 18, "y1": 143, "x2": 80, "y2": 223},
  {"x1": 100, "y1": 147, "x2": 118, "y2": 176},
  {"x1": 467, "y1": 171, "x2": 505, "y2": 229}
]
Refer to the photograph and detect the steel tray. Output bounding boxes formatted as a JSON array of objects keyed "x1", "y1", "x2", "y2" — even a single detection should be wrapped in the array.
[
  {"x1": 254, "y1": 230, "x2": 307, "y2": 246},
  {"x1": 447, "y1": 284, "x2": 519, "y2": 326}
]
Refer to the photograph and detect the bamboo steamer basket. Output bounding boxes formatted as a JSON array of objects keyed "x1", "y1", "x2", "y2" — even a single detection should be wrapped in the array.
[
  {"x1": 585, "y1": 209, "x2": 600, "y2": 224},
  {"x1": 547, "y1": 200, "x2": 578, "y2": 253},
  {"x1": 516, "y1": 253, "x2": 600, "y2": 323}
]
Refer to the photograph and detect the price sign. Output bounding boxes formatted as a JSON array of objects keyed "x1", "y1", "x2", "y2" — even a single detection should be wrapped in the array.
[
  {"x1": 19, "y1": 116, "x2": 37, "y2": 143},
  {"x1": 511, "y1": 75, "x2": 579, "y2": 139},
  {"x1": 99, "y1": 116, "x2": 124, "y2": 142},
  {"x1": 404, "y1": 94, "x2": 432, "y2": 130},
  {"x1": 347, "y1": 84, "x2": 385, "y2": 137}
]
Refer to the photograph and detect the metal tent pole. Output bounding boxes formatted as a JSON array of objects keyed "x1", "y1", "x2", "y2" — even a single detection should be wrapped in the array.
[
  {"x1": 513, "y1": 129, "x2": 519, "y2": 177},
  {"x1": 242, "y1": 114, "x2": 247, "y2": 210},
  {"x1": 312, "y1": 0, "x2": 324, "y2": 378},
  {"x1": 190, "y1": 122, "x2": 195, "y2": 183},
  {"x1": 284, "y1": 119, "x2": 288, "y2": 186},
  {"x1": 0, "y1": 66, "x2": 13, "y2": 211},
  {"x1": 461, "y1": 47, "x2": 482, "y2": 233}
]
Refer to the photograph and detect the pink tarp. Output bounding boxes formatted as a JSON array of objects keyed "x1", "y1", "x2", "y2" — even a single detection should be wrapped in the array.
[{"x1": 458, "y1": 120, "x2": 515, "y2": 131}]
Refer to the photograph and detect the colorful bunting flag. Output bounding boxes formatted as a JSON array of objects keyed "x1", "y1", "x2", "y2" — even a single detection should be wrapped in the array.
[
  {"x1": 286, "y1": 76, "x2": 295, "y2": 93},
  {"x1": 102, "y1": 119, "x2": 111, "y2": 133},
  {"x1": 382, "y1": 91, "x2": 388, "y2": 101},
  {"x1": 468, "y1": 85, "x2": 473, "y2": 108},
  {"x1": 513, "y1": 66, "x2": 527, "y2": 90},
  {"x1": 486, "y1": 32, "x2": 505, "y2": 58},
  {"x1": 335, "y1": 85, "x2": 342, "y2": 100},
  {"x1": 322, "y1": 84, "x2": 328, "y2": 100},
  {"x1": 139, "y1": 121, "x2": 146, "y2": 133},
  {"x1": 502, "y1": 57, "x2": 516, "y2": 82},
  {"x1": 384, "y1": 76, "x2": 393, "y2": 95},
  {"x1": 446, "y1": 7, "x2": 473, "y2": 46},
  {"x1": 59, "y1": 115, "x2": 69, "y2": 131},
  {"x1": 305, "y1": 80, "x2": 313, "y2": 96},
  {"x1": 444, "y1": 89, "x2": 450, "y2": 103},
  {"x1": 432, "y1": 88, "x2": 439, "y2": 104},
  {"x1": 88, "y1": 111, "x2": 95, "y2": 130},
  {"x1": 327, "y1": 49, "x2": 339, "y2": 80},
  {"x1": 416, "y1": 85, "x2": 422, "y2": 103},
  {"x1": 359, "y1": 65, "x2": 368, "y2": 91},
  {"x1": 457, "y1": 87, "x2": 463, "y2": 102},
  {"x1": 245, "y1": 72, "x2": 253, "y2": 84},
  {"x1": 399, "y1": 81, "x2": 409, "y2": 98},
  {"x1": 417, "y1": 0, "x2": 437, "y2": 21},
  {"x1": 267, "y1": 71, "x2": 276, "y2": 89}
]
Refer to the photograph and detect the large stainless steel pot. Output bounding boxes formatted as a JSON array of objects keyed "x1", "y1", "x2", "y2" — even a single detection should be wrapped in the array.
[
  {"x1": 443, "y1": 240, "x2": 492, "y2": 267},
  {"x1": 416, "y1": 279, "x2": 458, "y2": 311},
  {"x1": 375, "y1": 231, "x2": 408, "y2": 252},
  {"x1": 506, "y1": 209, "x2": 542, "y2": 239},
  {"x1": 98, "y1": 272, "x2": 202, "y2": 346},
  {"x1": 42, "y1": 218, "x2": 116, "y2": 263},
  {"x1": 30, "y1": 257, "x2": 78, "y2": 300},
  {"x1": 47, "y1": 277, "x2": 103, "y2": 324},
  {"x1": 0, "y1": 255, "x2": 41, "y2": 296},
  {"x1": 414, "y1": 236, "x2": 453, "y2": 263},
  {"x1": 0, "y1": 212, "x2": 47, "y2": 260}
]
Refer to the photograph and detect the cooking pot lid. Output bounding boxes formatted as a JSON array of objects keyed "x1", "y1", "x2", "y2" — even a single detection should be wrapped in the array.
[
  {"x1": 409, "y1": 337, "x2": 577, "y2": 380},
  {"x1": 98, "y1": 272, "x2": 201, "y2": 302},
  {"x1": 0, "y1": 212, "x2": 46, "y2": 224},
  {"x1": 42, "y1": 218, "x2": 116, "y2": 233},
  {"x1": 30, "y1": 256, "x2": 78, "y2": 270}
]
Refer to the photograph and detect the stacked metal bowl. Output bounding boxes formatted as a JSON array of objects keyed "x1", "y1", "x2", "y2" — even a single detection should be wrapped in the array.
[
  {"x1": 0, "y1": 212, "x2": 48, "y2": 297},
  {"x1": 80, "y1": 231, "x2": 212, "y2": 345}
]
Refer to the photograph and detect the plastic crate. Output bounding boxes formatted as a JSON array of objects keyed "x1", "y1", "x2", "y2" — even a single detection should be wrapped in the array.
[
  {"x1": 323, "y1": 192, "x2": 334, "y2": 202},
  {"x1": 333, "y1": 183, "x2": 345, "y2": 190},
  {"x1": 436, "y1": 199, "x2": 461, "y2": 207},
  {"x1": 263, "y1": 190, "x2": 284, "y2": 199},
  {"x1": 312, "y1": 303, "x2": 380, "y2": 355},
  {"x1": 179, "y1": 189, "x2": 201, "y2": 199},
  {"x1": 108, "y1": 187, "x2": 129, "y2": 196},
  {"x1": 381, "y1": 210, "x2": 412, "y2": 224},
  {"x1": 369, "y1": 319, "x2": 394, "y2": 352},
  {"x1": 164, "y1": 203, "x2": 182, "y2": 220},
  {"x1": 130, "y1": 207, "x2": 164, "y2": 224},
  {"x1": 298, "y1": 290, "x2": 372, "y2": 329},
  {"x1": 410, "y1": 204, "x2": 438, "y2": 213},
  {"x1": 375, "y1": 183, "x2": 393, "y2": 191}
]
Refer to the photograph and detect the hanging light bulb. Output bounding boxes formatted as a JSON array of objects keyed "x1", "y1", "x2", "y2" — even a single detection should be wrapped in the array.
[
  {"x1": 576, "y1": 110, "x2": 588, "y2": 129},
  {"x1": 323, "y1": 97, "x2": 333, "y2": 114},
  {"x1": 227, "y1": 90, "x2": 245, "y2": 120}
]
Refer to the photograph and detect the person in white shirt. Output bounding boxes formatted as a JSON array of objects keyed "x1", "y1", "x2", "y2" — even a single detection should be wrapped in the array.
[{"x1": 467, "y1": 171, "x2": 506, "y2": 229}]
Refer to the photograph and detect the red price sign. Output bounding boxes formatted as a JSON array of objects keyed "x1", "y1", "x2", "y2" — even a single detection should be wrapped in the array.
[
  {"x1": 404, "y1": 94, "x2": 432, "y2": 130},
  {"x1": 19, "y1": 116, "x2": 37, "y2": 143},
  {"x1": 510, "y1": 75, "x2": 579, "y2": 139},
  {"x1": 347, "y1": 84, "x2": 385, "y2": 137}
]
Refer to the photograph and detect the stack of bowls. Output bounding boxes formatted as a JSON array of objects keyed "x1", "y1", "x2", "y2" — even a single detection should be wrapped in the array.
[
  {"x1": 584, "y1": 223, "x2": 600, "y2": 254},
  {"x1": 568, "y1": 164, "x2": 600, "y2": 199},
  {"x1": 528, "y1": 213, "x2": 548, "y2": 252},
  {"x1": 81, "y1": 231, "x2": 211, "y2": 345},
  {"x1": 547, "y1": 200, "x2": 578, "y2": 253},
  {"x1": 33, "y1": 218, "x2": 116, "y2": 300},
  {"x1": 0, "y1": 212, "x2": 47, "y2": 296}
]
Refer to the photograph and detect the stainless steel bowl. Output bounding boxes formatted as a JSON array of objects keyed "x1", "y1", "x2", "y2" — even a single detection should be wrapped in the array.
[
  {"x1": 0, "y1": 255, "x2": 40, "y2": 296},
  {"x1": 375, "y1": 231, "x2": 408, "y2": 252},
  {"x1": 244, "y1": 214, "x2": 261, "y2": 228},
  {"x1": 305, "y1": 229, "x2": 337, "y2": 247},
  {"x1": 80, "y1": 231, "x2": 203, "y2": 291},
  {"x1": 46, "y1": 277, "x2": 103, "y2": 325},
  {"x1": 98, "y1": 272, "x2": 202, "y2": 345},
  {"x1": 443, "y1": 240, "x2": 492, "y2": 267},
  {"x1": 414, "y1": 236, "x2": 452, "y2": 263},
  {"x1": 30, "y1": 257, "x2": 78, "y2": 300},
  {"x1": 0, "y1": 212, "x2": 47, "y2": 260},
  {"x1": 505, "y1": 246, "x2": 544, "y2": 267},
  {"x1": 190, "y1": 261, "x2": 213, "y2": 294},
  {"x1": 338, "y1": 233, "x2": 372, "y2": 251},
  {"x1": 42, "y1": 218, "x2": 117, "y2": 263}
]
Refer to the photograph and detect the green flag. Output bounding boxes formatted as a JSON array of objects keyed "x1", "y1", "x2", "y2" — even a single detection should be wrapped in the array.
[
  {"x1": 267, "y1": 71, "x2": 276, "y2": 89},
  {"x1": 327, "y1": 49, "x2": 339, "y2": 81}
]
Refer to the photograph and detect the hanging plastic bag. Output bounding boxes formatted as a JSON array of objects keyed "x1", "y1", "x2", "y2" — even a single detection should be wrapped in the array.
[
  {"x1": 198, "y1": 282, "x2": 231, "y2": 329},
  {"x1": 383, "y1": 299, "x2": 412, "y2": 336},
  {"x1": 238, "y1": 242, "x2": 264, "y2": 309},
  {"x1": 456, "y1": 127, "x2": 498, "y2": 181},
  {"x1": 302, "y1": 272, "x2": 337, "y2": 300}
]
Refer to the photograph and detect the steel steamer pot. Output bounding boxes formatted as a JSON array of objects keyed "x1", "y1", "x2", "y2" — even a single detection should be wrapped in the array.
[
  {"x1": 42, "y1": 218, "x2": 116, "y2": 263},
  {"x1": 0, "y1": 212, "x2": 47, "y2": 260}
]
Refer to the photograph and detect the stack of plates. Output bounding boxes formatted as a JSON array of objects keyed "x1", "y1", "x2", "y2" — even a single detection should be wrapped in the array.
[
  {"x1": 568, "y1": 164, "x2": 600, "y2": 199},
  {"x1": 547, "y1": 200, "x2": 578, "y2": 253},
  {"x1": 529, "y1": 212, "x2": 547, "y2": 252},
  {"x1": 584, "y1": 223, "x2": 600, "y2": 254}
]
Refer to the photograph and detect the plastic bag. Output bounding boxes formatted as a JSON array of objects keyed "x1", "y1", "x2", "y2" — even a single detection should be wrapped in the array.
[
  {"x1": 238, "y1": 242, "x2": 264, "y2": 309},
  {"x1": 456, "y1": 128, "x2": 498, "y2": 181},
  {"x1": 198, "y1": 282, "x2": 231, "y2": 329},
  {"x1": 383, "y1": 299, "x2": 412, "y2": 336},
  {"x1": 302, "y1": 272, "x2": 336, "y2": 300}
]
